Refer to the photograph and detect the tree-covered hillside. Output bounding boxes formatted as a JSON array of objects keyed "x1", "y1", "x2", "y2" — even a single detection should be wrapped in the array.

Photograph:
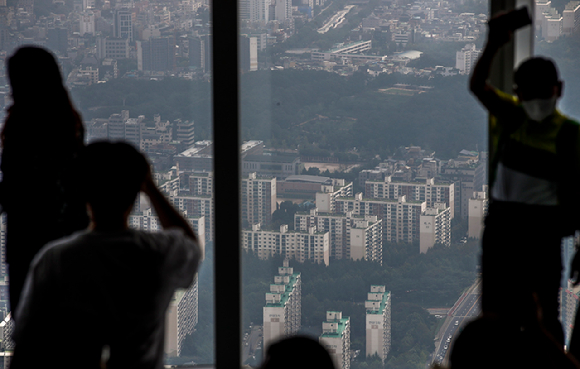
[{"x1": 72, "y1": 70, "x2": 487, "y2": 159}]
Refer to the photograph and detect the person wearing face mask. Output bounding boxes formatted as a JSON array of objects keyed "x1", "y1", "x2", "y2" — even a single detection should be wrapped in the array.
[{"x1": 470, "y1": 9, "x2": 580, "y2": 351}]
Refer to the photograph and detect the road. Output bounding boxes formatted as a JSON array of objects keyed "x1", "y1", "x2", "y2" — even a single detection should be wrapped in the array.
[
  {"x1": 317, "y1": 5, "x2": 355, "y2": 34},
  {"x1": 242, "y1": 325, "x2": 262, "y2": 364},
  {"x1": 431, "y1": 278, "x2": 481, "y2": 367}
]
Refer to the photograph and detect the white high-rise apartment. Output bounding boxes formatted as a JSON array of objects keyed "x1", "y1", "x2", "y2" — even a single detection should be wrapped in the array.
[
  {"x1": 243, "y1": 224, "x2": 330, "y2": 265},
  {"x1": 263, "y1": 260, "x2": 301, "y2": 351},
  {"x1": 419, "y1": 202, "x2": 451, "y2": 253},
  {"x1": 468, "y1": 186, "x2": 488, "y2": 240},
  {"x1": 336, "y1": 193, "x2": 427, "y2": 245},
  {"x1": 315, "y1": 181, "x2": 353, "y2": 213},
  {"x1": 365, "y1": 286, "x2": 391, "y2": 362},
  {"x1": 349, "y1": 216, "x2": 383, "y2": 264},
  {"x1": 365, "y1": 176, "x2": 454, "y2": 219},
  {"x1": 242, "y1": 173, "x2": 276, "y2": 227},
  {"x1": 542, "y1": 7, "x2": 563, "y2": 41},
  {"x1": 240, "y1": 0, "x2": 271, "y2": 22},
  {"x1": 295, "y1": 209, "x2": 382, "y2": 262},
  {"x1": 320, "y1": 311, "x2": 351, "y2": 369},
  {"x1": 456, "y1": 44, "x2": 481, "y2": 75},
  {"x1": 165, "y1": 277, "x2": 199, "y2": 357},
  {"x1": 295, "y1": 208, "x2": 351, "y2": 260},
  {"x1": 563, "y1": 1, "x2": 580, "y2": 35}
]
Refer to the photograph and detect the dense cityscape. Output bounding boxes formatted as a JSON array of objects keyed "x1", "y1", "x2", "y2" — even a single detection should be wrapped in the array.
[{"x1": 0, "y1": 0, "x2": 575, "y2": 367}]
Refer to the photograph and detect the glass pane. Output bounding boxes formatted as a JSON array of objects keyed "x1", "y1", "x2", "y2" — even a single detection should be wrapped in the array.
[
  {"x1": 239, "y1": 1, "x2": 487, "y2": 368},
  {"x1": 533, "y1": 2, "x2": 580, "y2": 350},
  {"x1": 0, "y1": 0, "x2": 213, "y2": 366}
]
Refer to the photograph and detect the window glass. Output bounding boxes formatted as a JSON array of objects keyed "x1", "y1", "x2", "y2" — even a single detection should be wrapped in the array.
[
  {"x1": 0, "y1": 0, "x2": 214, "y2": 366},
  {"x1": 533, "y1": 1, "x2": 580, "y2": 349},
  {"x1": 239, "y1": 0, "x2": 487, "y2": 368}
]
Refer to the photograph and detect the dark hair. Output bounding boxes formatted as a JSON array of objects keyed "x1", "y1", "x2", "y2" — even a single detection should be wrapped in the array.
[
  {"x1": 260, "y1": 335, "x2": 336, "y2": 369},
  {"x1": 79, "y1": 141, "x2": 149, "y2": 217},
  {"x1": 1, "y1": 46, "x2": 83, "y2": 151},
  {"x1": 514, "y1": 57, "x2": 559, "y2": 90}
]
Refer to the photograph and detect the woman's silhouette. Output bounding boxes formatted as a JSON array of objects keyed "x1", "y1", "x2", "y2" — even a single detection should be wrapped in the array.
[{"x1": 0, "y1": 46, "x2": 88, "y2": 317}]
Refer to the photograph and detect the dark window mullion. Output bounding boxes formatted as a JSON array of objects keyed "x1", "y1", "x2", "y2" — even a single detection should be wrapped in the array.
[{"x1": 212, "y1": 0, "x2": 241, "y2": 368}]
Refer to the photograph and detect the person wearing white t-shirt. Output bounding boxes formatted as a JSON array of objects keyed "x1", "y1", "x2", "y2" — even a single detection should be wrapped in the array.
[{"x1": 10, "y1": 141, "x2": 202, "y2": 369}]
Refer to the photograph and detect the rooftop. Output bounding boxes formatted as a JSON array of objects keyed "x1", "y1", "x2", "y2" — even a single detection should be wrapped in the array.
[
  {"x1": 265, "y1": 273, "x2": 301, "y2": 308},
  {"x1": 367, "y1": 291, "x2": 391, "y2": 315},
  {"x1": 320, "y1": 317, "x2": 350, "y2": 338}
]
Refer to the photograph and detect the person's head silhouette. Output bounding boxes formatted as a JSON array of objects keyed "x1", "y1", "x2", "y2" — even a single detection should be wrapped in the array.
[
  {"x1": 514, "y1": 57, "x2": 562, "y2": 122},
  {"x1": 260, "y1": 335, "x2": 336, "y2": 369},
  {"x1": 7, "y1": 46, "x2": 67, "y2": 104},
  {"x1": 2, "y1": 45, "x2": 83, "y2": 151}
]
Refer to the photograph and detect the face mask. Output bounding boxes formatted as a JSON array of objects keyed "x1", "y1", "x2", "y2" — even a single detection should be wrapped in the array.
[{"x1": 521, "y1": 96, "x2": 557, "y2": 121}]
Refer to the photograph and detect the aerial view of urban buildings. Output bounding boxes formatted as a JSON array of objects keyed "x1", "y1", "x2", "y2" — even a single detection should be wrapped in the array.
[{"x1": 0, "y1": 0, "x2": 575, "y2": 367}]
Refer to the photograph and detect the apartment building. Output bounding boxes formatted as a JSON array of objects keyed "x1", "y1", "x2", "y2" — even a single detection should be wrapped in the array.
[
  {"x1": 365, "y1": 285, "x2": 391, "y2": 362},
  {"x1": 419, "y1": 202, "x2": 451, "y2": 253},
  {"x1": 336, "y1": 193, "x2": 426, "y2": 244},
  {"x1": 320, "y1": 311, "x2": 351, "y2": 369},
  {"x1": 243, "y1": 224, "x2": 330, "y2": 265},
  {"x1": 563, "y1": 1, "x2": 580, "y2": 35},
  {"x1": 455, "y1": 43, "x2": 480, "y2": 74},
  {"x1": 242, "y1": 173, "x2": 276, "y2": 227},
  {"x1": 468, "y1": 187, "x2": 488, "y2": 240},
  {"x1": 170, "y1": 194, "x2": 214, "y2": 242},
  {"x1": 315, "y1": 181, "x2": 354, "y2": 213},
  {"x1": 107, "y1": 110, "x2": 130, "y2": 140},
  {"x1": 180, "y1": 171, "x2": 213, "y2": 197},
  {"x1": 174, "y1": 119, "x2": 195, "y2": 149},
  {"x1": 263, "y1": 259, "x2": 302, "y2": 351},
  {"x1": 165, "y1": 277, "x2": 199, "y2": 357},
  {"x1": 294, "y1": 209, "x2": 382, "y2": 262},
  {"x1": 295, "y1": 208, "x2": 350, "y2": 259},
  {"x1": 542, "y1": 7, "x2": 563, "y2": 41},
  {"x1": 365, "y1": 176, "x2": 454, "y2": 219},
  {"x1": 350, "y1": 216, "x2": 383, "y2": 264},
  {"x1": 440, "y1": 160, "x2": 485, "y2": 220}
]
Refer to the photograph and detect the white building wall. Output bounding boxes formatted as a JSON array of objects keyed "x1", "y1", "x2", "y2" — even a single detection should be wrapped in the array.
[{"x1": 468, "y1": 188, "x2": 488, "y2": 239}]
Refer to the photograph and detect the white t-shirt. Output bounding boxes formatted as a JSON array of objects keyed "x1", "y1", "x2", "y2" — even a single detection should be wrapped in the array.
[{"x1": 11, "y1": 228, "x2": 201, "y2": 369}]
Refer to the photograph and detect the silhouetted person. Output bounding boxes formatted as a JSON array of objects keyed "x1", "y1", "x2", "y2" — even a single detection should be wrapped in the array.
[
  {"x1": 260, "y1": 335, "x2": 336, "y2": 369},
  {"x1": 0, "y1": 46, "x2": 88, "y2": 318},
  {"x1": 470, "y1": 9, "x2": 580, "y2": 347},
  {"x1": 450, "y1": 295, "x2": 580, "y2": 369},
  {"x1": 10, "y1": 142, "x2": 201, "y2": 369}
]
